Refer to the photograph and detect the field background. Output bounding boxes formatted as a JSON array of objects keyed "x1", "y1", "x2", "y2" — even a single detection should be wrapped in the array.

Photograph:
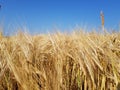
[{"x1": 0, "y1": 30, "x2": 120, "y2": 90}]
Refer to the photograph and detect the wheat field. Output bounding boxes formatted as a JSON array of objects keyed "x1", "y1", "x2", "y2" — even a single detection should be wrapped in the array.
[{"x1": 0, "y1": 30, "x2": 120, "y2": 90}]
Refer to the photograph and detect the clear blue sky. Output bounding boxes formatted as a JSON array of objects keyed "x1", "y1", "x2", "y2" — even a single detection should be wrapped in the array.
[{"x1": 0, "y1": 0, "x2": 120, "y2": 34}]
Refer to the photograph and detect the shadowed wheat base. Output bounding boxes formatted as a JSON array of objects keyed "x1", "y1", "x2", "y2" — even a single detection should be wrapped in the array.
[{"x1": 0, "y1": 30, "x2": 120, "y2": 90}]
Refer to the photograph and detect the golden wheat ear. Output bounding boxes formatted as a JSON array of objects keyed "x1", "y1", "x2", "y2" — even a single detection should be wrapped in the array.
[{"x1": 100, "y1": 11, "x2": 105, "y2": 33}]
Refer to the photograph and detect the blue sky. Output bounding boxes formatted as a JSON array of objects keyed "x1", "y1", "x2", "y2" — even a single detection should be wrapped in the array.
[{"x1": 0, "y1": 0, "x2": 120, "y2": 34}]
